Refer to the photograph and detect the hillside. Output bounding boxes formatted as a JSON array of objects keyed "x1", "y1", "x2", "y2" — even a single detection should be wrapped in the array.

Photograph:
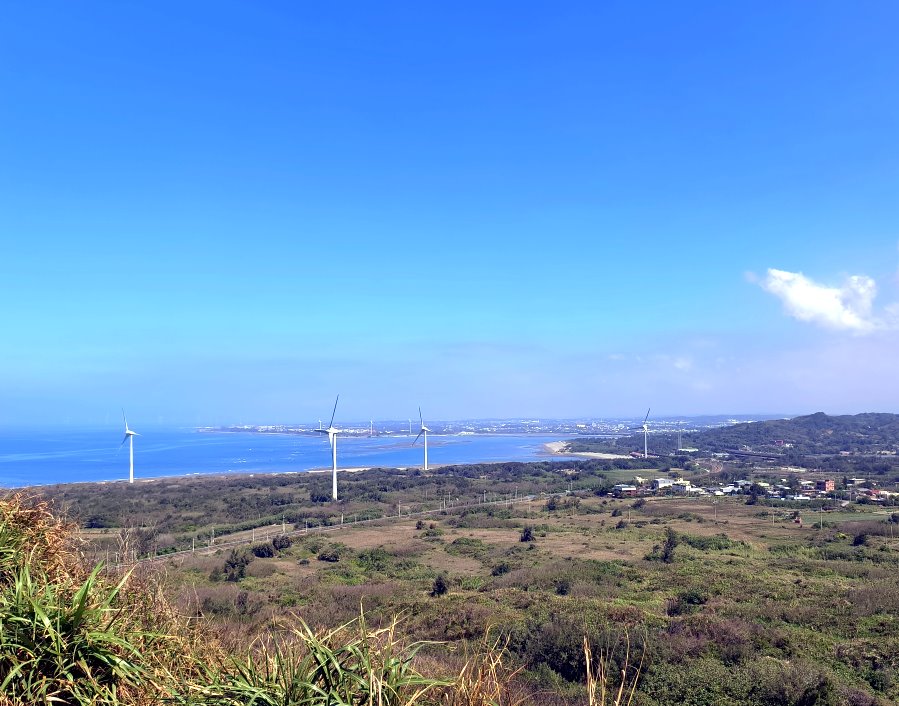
[
  {"x1": 20, "y1": 462, "x2": 899, "y2": 705},
  {"x1": 688, "y1": 412, "x2": 899, "y2": 454},
  {"x1": 568, "y1": 412, "x2": 899, "y2": 463}
]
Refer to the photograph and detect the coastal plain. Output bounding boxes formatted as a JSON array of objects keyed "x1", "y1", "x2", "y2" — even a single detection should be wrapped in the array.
[{"x1": 39, "y1": 457, "x2": 899, "y2": 706}]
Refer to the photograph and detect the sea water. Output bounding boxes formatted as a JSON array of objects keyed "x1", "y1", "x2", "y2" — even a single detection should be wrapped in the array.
[{"x1": 0, "y1": 428, "x2": 580, "y2": 487}]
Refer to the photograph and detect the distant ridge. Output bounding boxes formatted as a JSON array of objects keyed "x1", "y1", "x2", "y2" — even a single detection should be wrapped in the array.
[
  {"x1": 569, "y1": 412, "x2": 899, "y2": 457},
  {"x1": 694, "y1": 412, "x2": 899, "y2": 454}
]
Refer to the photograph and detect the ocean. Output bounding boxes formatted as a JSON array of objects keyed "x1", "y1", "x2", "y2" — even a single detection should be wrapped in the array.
[{"x1": 0, "y1": 428, "x2": 580, "y2": 488}]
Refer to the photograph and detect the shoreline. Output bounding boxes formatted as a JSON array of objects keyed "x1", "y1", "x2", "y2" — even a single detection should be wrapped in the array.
[
  {"x1": 3, "y1": 433, "x2": 578, "y2": 490},
  {"x1": 543, "y1": 441, "x2": 632, "y2": 460}
]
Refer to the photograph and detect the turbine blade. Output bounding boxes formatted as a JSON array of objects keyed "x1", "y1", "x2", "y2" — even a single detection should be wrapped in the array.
[
  {"x1": 419, "y1": 407, "x2": 423, "y2": 427},
  {"x1": 119, "y1": 435, "x2": 128, "y2": 449},
  {"x1": 122, "y1": 408, "x2": 129, "y2": 431},
  {"x1": 412, "y1": 430, "x2": 424, "y2": 446},
  {"x1": 643, "y1": 408, "x2": 651, "y2": 423},
  {"x1": 329, "y1": 395, "x2": 339, "y2": 429}
]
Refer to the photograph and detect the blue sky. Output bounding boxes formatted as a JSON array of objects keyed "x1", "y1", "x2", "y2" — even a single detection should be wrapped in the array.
[{"x1": 2, "y1": 2, "x2": 899, "y2": 426}]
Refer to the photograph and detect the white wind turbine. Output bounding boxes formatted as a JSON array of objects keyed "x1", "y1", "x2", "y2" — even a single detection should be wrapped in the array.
[
  {"x1": 412, "y1": 407, "x2": 431, "y2": 470},
  {"x1": 119, "y1": 410, "x2": 140, "y2": 483},
  {"x1": 636, "y1": 408, "x2": 651, "y2": 458},
  {"x1": 315, "y1": 396, "x2": 341, "y2": 500}
]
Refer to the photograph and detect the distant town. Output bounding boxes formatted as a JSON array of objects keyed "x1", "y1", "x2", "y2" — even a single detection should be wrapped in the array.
[{"x1": 201, "y1": 414, "x2": 784, "y2": 437}]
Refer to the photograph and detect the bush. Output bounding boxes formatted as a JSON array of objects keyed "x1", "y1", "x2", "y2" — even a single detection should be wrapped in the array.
[
  {"x1": 520, "y1": 526, "x2": 535, "y2": 542},
  {"x1": 272, "y1": 534, "x2": 292, "y2": 551},
  {"x1": 317, "y1": 548, "x2": 340, "y2": 563},
  {"x1": 224, "y1": 549, "x2": 252, "y2": 580},
  {"x1": 251, "y1": 543, "x2": 275, "y2": 558},
  {"x1": 681, "y1": 533, "x2": 738, "y2": 551},
  {"x1": 431, "y1": 574, "x2": 449, "y2": 596},
  {"x1": 661, "y1": 527, "x2": 679, "y2": 563}
]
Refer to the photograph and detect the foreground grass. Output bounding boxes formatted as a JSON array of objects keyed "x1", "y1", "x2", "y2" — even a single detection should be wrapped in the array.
[{"x1": 1, "y1": 492, "x2": 644, "y2": 706}]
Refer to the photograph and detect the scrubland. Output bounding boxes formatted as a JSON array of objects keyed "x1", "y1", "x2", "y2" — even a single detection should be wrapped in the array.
[{"x1": 5, "y1": 462, "x2": 899, "y2": 704}]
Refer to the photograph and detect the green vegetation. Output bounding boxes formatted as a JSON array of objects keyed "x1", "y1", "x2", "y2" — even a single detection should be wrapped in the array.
[
  {"x1": 1, "y1": 492, "x2": 642, "y2": 705},
  {"x1": 568, "y1": 412, "x2": 899, "y2": 480},
  {"x1": 17, "y1": 456, "x2": 899, "y2": 704}
]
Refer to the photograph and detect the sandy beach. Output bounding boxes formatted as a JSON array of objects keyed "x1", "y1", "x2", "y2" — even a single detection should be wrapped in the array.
[{"x1": 543, "y1": 441, "x2": 632, "y2": 460}]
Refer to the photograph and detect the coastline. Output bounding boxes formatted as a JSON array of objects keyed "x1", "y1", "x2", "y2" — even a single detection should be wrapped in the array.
[
  {"x1": 1, "y1": 431, "x2": 577, "y2": 489},
  {"x1": 543, "y1": 441, "x2": 632, "y2": 460}
]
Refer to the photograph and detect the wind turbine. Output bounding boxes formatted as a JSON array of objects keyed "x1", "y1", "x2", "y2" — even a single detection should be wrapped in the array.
[
  {"x1": 631, "y1": 408, "x2": 651, "y2": 459},
  {"x1": 412, "y1": 407, "x2": 431, "y2": 470},
  {"x1": 119, "y1": 410, "x2": 140, "y2": 483},
  {"x1": 314, "y1": 396, "x2": 341, "y2": 500}
]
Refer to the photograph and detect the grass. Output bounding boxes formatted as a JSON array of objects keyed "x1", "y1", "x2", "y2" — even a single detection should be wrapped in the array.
[{"x1": 0, "y1": 492, "x2": 646, "y2": 706}]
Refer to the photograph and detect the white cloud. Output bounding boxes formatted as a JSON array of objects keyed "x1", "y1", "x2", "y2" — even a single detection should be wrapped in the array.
[{"x1": 761, "y1": 268, "x2": 883, "y2": 334}]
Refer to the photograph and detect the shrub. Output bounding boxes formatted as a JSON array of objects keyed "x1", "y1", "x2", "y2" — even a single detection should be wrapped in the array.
[
  {"x1": 318, "y1": 548, "x2": 341, "y2": 563},
  {"x1": 272, "y1": 534, "x2": 292, "y2": 550},
  {"x1": 251, "y1": 543, "x2": 275, "y2": 558},
  {"x1": 661, "y1": 527, "x2": 679, "y2": 564},
  {"x1": 431, "y1": 574, "x2": 449, "y2": 597},
  {"x1": 520, "y1": 526, "x2": 535, "y2": 542},
  {"x1": 224, "y1": 549, "x2": 252, "y2": 580}
]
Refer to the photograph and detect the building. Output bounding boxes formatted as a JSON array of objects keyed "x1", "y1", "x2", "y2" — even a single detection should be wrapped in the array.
[
  {"x1": 652, "y1": 478, "x2": 674, "y2": 491},
  {"x1": 612, "y1": 484, "x2": 638, "y2": 497},
  {"x1": 816, "y1": 479, "x2": 835, "y2": 492}
]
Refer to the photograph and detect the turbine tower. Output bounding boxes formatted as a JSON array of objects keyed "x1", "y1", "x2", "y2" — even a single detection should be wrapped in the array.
[
  {"x1": 315, "y1": 396, "x2": 341, "y2": 500},
  {"x1": 412, "y1": 407, "x2": 431, "y2": 471},
  {"x1": 120, "y1": 410, "x2": 140, "y2": 484},
  {"x1": 641, "y1": 408, "x2": 650, "y2": 458}
]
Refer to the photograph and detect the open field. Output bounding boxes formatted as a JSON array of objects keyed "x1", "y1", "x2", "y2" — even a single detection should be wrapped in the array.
[{"x1": 41, "y1": 460, "x2": 899, "y2": 706}]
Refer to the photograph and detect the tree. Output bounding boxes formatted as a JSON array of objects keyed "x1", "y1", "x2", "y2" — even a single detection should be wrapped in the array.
[{"x1": 520, "y1": 526, "x2": 535, "y2": 542}]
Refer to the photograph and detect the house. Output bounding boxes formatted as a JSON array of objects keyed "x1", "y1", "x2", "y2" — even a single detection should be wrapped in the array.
[
  {"x1": 816, "y1": 479, "x2": 835, "y2": 492},
  {"x1": 671, "y1": 480, "x2": 693, "y2": 494},
  {"x1": 612, "y1": 484, "x2": 638, "y2": 497},
  {"x1": 652, "y1": 478, "x2": 674, "y2": 491}
]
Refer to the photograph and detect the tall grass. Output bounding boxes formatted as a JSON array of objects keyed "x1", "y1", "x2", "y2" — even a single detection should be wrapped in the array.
[
  {"x1": 583, "y1": 634, "x2": 642, "y2": 706},
  {"x1": 188, "y1": 614, "x2": 447, "y2": 706},
  {"x1": 0, "y1": 492, "x2": 637, "y2": 706}
]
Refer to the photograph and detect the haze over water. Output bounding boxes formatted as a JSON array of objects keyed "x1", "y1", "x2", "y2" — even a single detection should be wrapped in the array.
[{"x1": 0, "y1": 429, "x2": 579, "y2": 488}]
